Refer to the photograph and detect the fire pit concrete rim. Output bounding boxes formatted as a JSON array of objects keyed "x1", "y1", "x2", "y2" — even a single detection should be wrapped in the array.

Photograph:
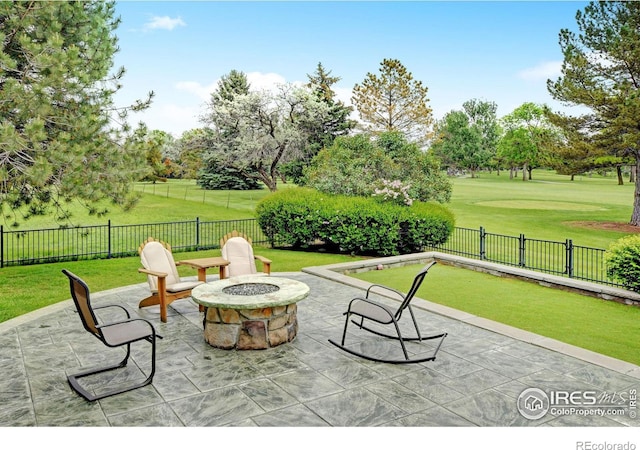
[{"x1": 191, "y1": 275, "x2": 310, "y2": 309}]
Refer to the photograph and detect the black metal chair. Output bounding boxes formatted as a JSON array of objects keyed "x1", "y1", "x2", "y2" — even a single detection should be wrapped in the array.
[
  {"x1": 329, "y1": 261, "x2": 447, "y2": 364},
  {"x1": 62, "y1": 269, "x2": 161, "y2": 401}
]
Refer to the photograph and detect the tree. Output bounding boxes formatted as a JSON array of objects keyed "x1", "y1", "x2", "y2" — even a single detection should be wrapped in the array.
[
  {"x1": 352, "y1": 58, "x2": 433, "y2": 144},
  {"x1": 463, "y1": 99, "x2": 501, "y2": 171},
  {"x1": 305, "y1": 131, "x2": 452, "y2": 203},
  {"x1": 135, "y1": 129, "x2": 175, "y2": 181},
  {"x1": 431, "y1": 111, "x2": 483, "y2": 176},
  {"x1": 176, "y1": 128, "x2": 211, "y2": 179},
  {"x1": 497, "y1": 102, "x2": 558, "y2": 181},
  {"x1": 210, "y1": 69, "x2": 250, "y2": 103},
  {"x1": 0, "y1": 1, "x2": 152, "y2": 225},
  {"x1": 197, "y1": 153, "x2": 262, "y2": 190},
  {"x1": 304, "y1": 62, "x2": 355, "y2": 149},
  {"x1": 431, "y1": 99, "x2": 500, "y2": 177},
  {"x1": 547, "y1": 1, "x2": 640, "y2": 224},
  {"x1": 201, "y1": 84, "x2": 331, "y2": 191},
  {"x1": 544, "y1": 111, "x2": 604, "y2": 181},
  {"x1": 282, "y1": 63, "x2": 355, "y2": 184}
]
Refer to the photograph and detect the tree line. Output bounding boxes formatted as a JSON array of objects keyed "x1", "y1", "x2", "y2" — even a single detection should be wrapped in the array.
[{"x1": 2, "y1": 2, "x2": 640, "y2": 226}]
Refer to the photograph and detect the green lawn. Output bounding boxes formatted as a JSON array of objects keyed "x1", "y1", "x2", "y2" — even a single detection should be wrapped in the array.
[
  {"x1": 352, "y1": 263, "x2": 640, "y2": 366},
  {"x1": 0, "y1": 246, "x2": 365, "y2": 323},
  {"x1": 3, "y1": 170, "x2": 640, "y2": 364},
  {"x1": 448, "y1": 170, "x2": 636, "y2": 249}
]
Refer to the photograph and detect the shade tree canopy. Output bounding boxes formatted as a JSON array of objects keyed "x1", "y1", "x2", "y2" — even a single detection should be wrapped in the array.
[
  {"x1": 430, "y1": 99, "x2": 500, "y2": 177},
  {"x1": 201, "y1": 83, "x2": 332, "y2": 191},
  {"x1": 304, "y1": 131, "x2": 452, "y2": 203},
  {"x1": 497, "y1": 102, "x2": 560, "y2": 181}
]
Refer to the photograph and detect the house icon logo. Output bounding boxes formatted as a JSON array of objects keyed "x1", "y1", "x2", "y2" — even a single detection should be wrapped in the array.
[{"x1": 517, "y1": 388, "x2": 550, "y2": 420}]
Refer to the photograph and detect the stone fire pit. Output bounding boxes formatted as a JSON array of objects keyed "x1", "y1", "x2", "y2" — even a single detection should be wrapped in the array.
[{"x1": 190, "y1": 275, "x2": 310, "y2": 350}]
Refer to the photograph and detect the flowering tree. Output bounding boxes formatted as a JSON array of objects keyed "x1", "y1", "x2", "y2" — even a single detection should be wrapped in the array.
[
  {"x1": 201, "y1": 84, "x2": 331, "y2": 191},
  {"x1": 305, "y1": 131, "x2": 451, "y2": 203},
  {"x1": 373, "y1": 179, "x2": 413, "y2": 206}
]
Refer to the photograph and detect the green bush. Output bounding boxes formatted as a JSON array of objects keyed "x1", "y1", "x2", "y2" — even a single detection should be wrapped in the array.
[
  {"x1": 256, "y1": 187, "x2": 455, "y2": 256},
  {"x1": 604, "y1": 235, "x2": 640, "y2": 292}
]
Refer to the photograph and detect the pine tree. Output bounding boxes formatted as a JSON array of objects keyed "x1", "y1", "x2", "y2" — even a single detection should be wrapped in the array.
[
  {"x1": 547, "y1": 1, "x2": 640, "y2": 224},
  {"x1": 352, "y1": 58, "x2": 433, "y2": 144},
  {"x1": 0, "y1": 1, "x2": 152, "y2": 225}
]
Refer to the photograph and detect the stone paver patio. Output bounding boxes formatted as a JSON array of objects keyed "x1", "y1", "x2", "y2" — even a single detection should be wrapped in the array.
[{"x1": 1, "y1": 258, "x2": 639, "y2": 428}]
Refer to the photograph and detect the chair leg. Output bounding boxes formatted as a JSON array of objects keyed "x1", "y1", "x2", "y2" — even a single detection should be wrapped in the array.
[
  {"x1": 157, "y1": 277, "x2": 168, "y2": 323},
  {"x1": 68, "y1": 338, "x2": 156, "y2": 402},
  {"x1": 339, "y1": 312, "x2": 351, "y2": 346},
  {"x1": 391, "y1": 319, "x2": 410, "y2": 360},
  {"x1": 407, "y1": 306, "x2": 423, "y2": 341}
]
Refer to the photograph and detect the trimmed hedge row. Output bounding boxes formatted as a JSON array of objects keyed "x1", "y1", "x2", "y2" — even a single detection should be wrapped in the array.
[{"x1": 255, "y1": 187, "x2": 455, "y2": 256}]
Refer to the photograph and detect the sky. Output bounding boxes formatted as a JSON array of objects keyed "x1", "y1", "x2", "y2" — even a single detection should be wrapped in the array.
[{"x1": 111, "y1": 0, "x2": 591, "y2": 137}]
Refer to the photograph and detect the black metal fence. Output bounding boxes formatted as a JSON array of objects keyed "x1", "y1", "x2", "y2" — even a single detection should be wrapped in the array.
[
  {"x1": 0, "y1": 219, "x2": 621, "y2": 288},
  {"x1": 0, "y1": 218, "x2": 267, "y2": 267},
  {"x1": 426, "y1": 226, "x2": 620, "y2": 287}
]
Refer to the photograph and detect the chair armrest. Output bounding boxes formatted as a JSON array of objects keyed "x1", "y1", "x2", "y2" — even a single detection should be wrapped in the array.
[
  {"x1": 93, "y1": 304, "x2": 131, "y2": 319},
  {"x1": 254, "y1": 255, "x2": 272, "y2": 264},
  {"x1": 365, "y1": 284, "x2": 405, "y2": 301},
  {"x1": 138, "y1": 267, "x2": 168, "y2": 278},
  {"x1": 254, "y1": 255, "x2": 271, "y2": 275}
]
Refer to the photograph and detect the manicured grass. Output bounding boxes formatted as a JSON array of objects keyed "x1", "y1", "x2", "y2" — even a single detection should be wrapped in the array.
[
  {"x1": 351, "y1": 263, "x2": 640, "y2": 366},
  {"x1": 3, "y1": 169, "x2": 640, "y2": 366},
  {"x1": 0, "y1": 246, "x2": 365, "y2": 323},
  {"x1": 5, "y1": 180, "x2": 275, "y2": 230},
  {"x1": 448, "y1": 170, "x2": 636, "y2": 249}
]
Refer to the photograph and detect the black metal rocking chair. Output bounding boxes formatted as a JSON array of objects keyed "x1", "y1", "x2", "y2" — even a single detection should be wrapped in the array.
[
  {"x1": 329, "y1": 261, "x2": 447, "y2": 364},
  {"x1": 62, "y1": 269, "x2": 161, "y2": 401}
]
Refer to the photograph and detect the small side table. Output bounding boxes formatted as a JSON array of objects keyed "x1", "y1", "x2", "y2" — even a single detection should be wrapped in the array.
[
  {"x1": 177, "y1": 257, "x2": 230, "y2": 312},
  {"x1": 177, "y1": 256, "x2": 230, "y2": 282}
]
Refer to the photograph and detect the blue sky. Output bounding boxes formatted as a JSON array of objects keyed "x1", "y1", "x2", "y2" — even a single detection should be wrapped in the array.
[{"x1": 112, "y1": 1, "x2": 590, "y2": 137}]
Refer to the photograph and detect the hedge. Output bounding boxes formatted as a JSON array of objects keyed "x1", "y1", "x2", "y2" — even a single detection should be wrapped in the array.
[
  {"x1": 255, "y1": 187, "x2": 455, "y2": 256},
  {"x1": 604, "y1": 235, "x2": 640, "y2": 292}
]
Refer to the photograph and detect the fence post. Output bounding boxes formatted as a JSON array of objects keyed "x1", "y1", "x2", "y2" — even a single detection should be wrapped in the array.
[
  {"x1": 196, "y1": 217, "x2": 200, "y2": 250},
  {"x1": 479, "y1": 226, "x2": 486, "y2": 260},
  {"x1": 519, "y1": 234, "x2": 526, "y2": 267},
  {"x1": 107, "y1": 220, "x2": 112, "y2": 259},
  {"x1": 1, "y1": 225, "x2": 3, "y2": 268},
  {"x1": 566, "y1": 239, "x2": 574, "y2": 278}
]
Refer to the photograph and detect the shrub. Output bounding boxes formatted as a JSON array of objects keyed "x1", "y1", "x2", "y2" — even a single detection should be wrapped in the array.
[
  {"x1": 304, "y1": 132, "x2": 452, "y2": 203},
  {"x1": 604, "y1": 235, "x2": 640, "y2": 292},
  {"x1": 256, "y1": 187, "x2": 454, "y2": 256}
]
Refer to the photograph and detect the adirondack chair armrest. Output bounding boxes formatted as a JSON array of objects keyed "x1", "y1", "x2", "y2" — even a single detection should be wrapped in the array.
[{"x1": 138, "y1": 267, "x2": 168, "y2": 279}]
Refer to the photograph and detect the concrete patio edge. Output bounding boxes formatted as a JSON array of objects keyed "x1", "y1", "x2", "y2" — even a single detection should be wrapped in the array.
[{"x1": 302, "y1": 251, "x2": 640, "y2": 379}]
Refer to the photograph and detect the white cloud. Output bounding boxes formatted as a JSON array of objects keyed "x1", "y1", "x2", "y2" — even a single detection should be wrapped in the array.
[
  {"x1": 334, "y1": 86, "x2": 353, "y2": 107},
  {"x1": 143, "y1": 15, "x2": 186, "y2": 31},
  {"x1": 175, "y1": 72, "x2": 292, "y2": 102},
  {"x1": 518, "y1": 61, "x2": 562, "y2": 82},
  {"x1": 175, "y1": 81, "x2": 217, "y2": 101},
  {"x1": 246, "y1": 72, "x2": 288, "y2": 91}
]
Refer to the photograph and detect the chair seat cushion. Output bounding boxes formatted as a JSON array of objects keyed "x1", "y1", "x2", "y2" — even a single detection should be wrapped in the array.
[
  {"x1": 101, "y1": 320, "x2": 154, "y2": 346},
  {"x1": 167, "y1": 280, "x2": 203, "y2": 293},
  {"x1": 350, "y1": 298, "x2": 394, "y2": 324}
]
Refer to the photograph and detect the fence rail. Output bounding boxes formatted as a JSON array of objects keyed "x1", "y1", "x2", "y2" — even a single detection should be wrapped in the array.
[
  {"x1": 426, "y1": 226, "x2": 621, "y2": 288},
  {"x1": 0, "y1": 220, "x2": 622, "y2": 288},
  {"x1": 0, "y1": 218, "x2": 267, "y2": 267}
]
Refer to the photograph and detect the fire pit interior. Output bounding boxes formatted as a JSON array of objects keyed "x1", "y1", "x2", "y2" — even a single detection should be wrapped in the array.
[{"x1": 222, "y1": 283, "x2": 280, "y2": 296}]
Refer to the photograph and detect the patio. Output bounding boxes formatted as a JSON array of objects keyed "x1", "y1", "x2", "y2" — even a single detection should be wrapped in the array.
[{"x1": 1, "y1": 258, "x2": 639, "y2": 427}]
